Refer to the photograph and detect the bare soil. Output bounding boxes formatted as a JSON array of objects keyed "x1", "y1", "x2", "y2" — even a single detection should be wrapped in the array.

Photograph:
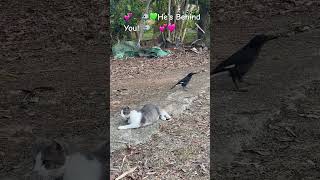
[
  {"x1": 0, "y1": 1, "x2": 108, "y2": 179},
  {"x1": 212, "y1": 1, "x2": 320, "y2": 179},
  {"x1": 111, "y1": 82, "x2": 210, "y2": 179},
  {"x1": 110, "y1": 50, "x2": 209, "y2": 113}
]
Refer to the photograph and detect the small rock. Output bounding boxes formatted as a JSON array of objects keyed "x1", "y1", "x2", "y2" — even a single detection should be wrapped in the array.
[
  {"x1": 218, "y1": 8, "x2": 224, "y2": 13},
  {"x1": 217, "y1": 16, "x2": 225, "y2": 22},
  {"x1": 89, "y1": 91, "x2": 97, "y2": 95}
]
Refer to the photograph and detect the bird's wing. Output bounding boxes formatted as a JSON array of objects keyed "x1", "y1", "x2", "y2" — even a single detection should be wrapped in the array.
[
  {"x1": 179, "y1": 76, "x2": 189, "y2": 83},
  {"x1": 213, "y1": 46, "x2": 254, "y2": 73}
]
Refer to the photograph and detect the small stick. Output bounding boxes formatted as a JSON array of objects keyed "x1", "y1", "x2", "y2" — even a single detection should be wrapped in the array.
[
  {"x1": 111, "y1": 140, "x2": 129, "y2": 144},
  {"x1": 115, "y1": 166, "x2": 137, "y2": 180},
  {"x1": 64, "y1": 120, "x2": 88, "y2": 125},
  {"x1": 120, "y1": 155, "x2": 127, "y2": 172},
  {"x1": 191, "y1": 38, "x2": 203, "y2": 46},
  {"x1": 22, "y1": 68, "x2": 66, "y2": 74},
  {"x1": 0, "y1": 71, "x2": 18, "y2": 78},
  {"x1": 195, "y1": 23, "x2": 205, "y2": 34}
]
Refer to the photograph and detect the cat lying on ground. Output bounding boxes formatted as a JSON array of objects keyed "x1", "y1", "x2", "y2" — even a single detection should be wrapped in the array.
[
  {"x1": 31, "y1": 139, "x2": 107, "y2": 180},
  {"x1": 118, "y1": 103, "x2": 171, "y2": 130}
]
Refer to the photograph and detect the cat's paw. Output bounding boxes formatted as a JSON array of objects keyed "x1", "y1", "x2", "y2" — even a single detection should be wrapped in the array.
[
  {"x1": 165, "y1": 114, "x2": 172, "y2": 120},
  {"x1": 118, "y1": 126, "x2": 127, "y2": 130}
]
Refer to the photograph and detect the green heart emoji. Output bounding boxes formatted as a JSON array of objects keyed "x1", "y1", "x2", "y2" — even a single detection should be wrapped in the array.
[{"x1": 149, "y1": 12, "x2": 158, "y2": 20}]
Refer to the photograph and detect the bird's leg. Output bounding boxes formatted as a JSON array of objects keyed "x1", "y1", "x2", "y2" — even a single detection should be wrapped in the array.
[
  {"x1": 235, "y1": 70, "x2": 256, "y2": 86},
  {"x1": 230, "y1": 70, "x2": 248, "y2": 92},
  {"x1": 235, "y1": 69, "x2": 245, "y2": 83},
  {"x1": 232, "y1": 77, "x2": 248, "y2": 92},
  {"x1": 182, "y1": 85, "x2": 188, "y2": 91},
  {"x1": 234, "y1": 68, "x2": 256, "y2": 86},
  {"x1": 230, "y1": 71, "x2": 240, "y2": 90}
]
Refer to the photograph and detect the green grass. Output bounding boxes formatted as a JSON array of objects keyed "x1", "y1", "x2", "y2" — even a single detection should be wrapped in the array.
[
  {"x1": 142, "y1": 30, "x2": 154, "y2": 40},
  {"x1": 184, "y1": 29, "x2": 198, "y2": 44}
]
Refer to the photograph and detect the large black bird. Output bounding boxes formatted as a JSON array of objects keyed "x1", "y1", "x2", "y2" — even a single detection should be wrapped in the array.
[
  {"x1": 171, "y1": 72, "x2": 197, "y2": 90},
  {"x1": 211, "y1": 34, "x2": 278, "y2": 91}
]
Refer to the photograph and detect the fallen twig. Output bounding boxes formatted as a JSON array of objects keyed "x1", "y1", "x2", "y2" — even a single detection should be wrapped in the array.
[
  {"x1": 64, "y1": 120, "x2": 88, "y2": 125},
  {"x1": 243, "y1": 149, "x2": 270, "y2": 156},
  {"x1": 120, "y1": 155, "x2": 127, "y2": 172},
  {"x1": 115, "y1": 166, "x2": 137, "y2": 180},
  {"x1": 22, "y1": 68, "x2": 66, "y2": 74},
  {"x1": 191, "y1": 38, "x2": 203, "y2": 46},
  {"x1": 299, "y1": 113, "x2": 320, "y2": 119},
  {"x1": 0, "y1": 70, "x2": 18, "y2": 78},
  {"x1": 111, "y1": 140, "x2": 129, "y2": 144},
  {"x1": 195, "y1": 23, "x2": 205, "y2": 34},
  {"x1": 284, "y1": 127, "x2": 297, "y2": 137}
]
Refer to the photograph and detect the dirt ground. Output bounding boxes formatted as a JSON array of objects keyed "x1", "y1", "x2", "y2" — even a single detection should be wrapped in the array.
[
  {"x1": 111, "y1": 84, "x2": 210, "y2": 179},
  {"x1": 110, "y1": 50, "x2": 209, "y2": 113},
  {"x1": 110, "y1": 50, "x2": 210, "y2": 179},
  {"x1": 212, "y1": 1, "x2": 320, "y2": 179},
  {"x1": 0, "y1": 1, "x2": 108, "y2": 179}
]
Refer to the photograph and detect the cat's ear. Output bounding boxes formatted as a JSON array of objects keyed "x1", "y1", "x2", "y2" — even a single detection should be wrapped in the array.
[
  {"x1": 48, "y1": 139, "x2": 66, "y2": 154},
  {"x1": 52, "y1": 139, "x2": 64, "y2": 151}
]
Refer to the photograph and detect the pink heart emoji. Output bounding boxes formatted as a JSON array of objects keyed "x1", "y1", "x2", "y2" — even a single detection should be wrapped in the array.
[
  {"x1": 124, "y1": 15, "x2": 130, "y2": 22},
  {"x1": 163, "y1": 23, "x2": 167, "y2": 27},
  {"x1": 159, "y1": 26, "x2": 165, "y2": 32},
  {"x1": 127, "y1": 12, "x2": 133, "y2": 18},
  {"x1": 168, "y1": 23, "x2": 175, "y2": 32}
]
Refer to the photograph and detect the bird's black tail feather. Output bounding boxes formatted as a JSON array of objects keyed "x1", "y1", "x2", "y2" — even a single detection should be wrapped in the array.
[{"x1": 171, "y1": 83, "x2": 178, "y2": 89}]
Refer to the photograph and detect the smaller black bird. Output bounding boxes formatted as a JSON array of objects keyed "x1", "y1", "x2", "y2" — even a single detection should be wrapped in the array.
[
  {"x1": 171, "y1": 72, "x2": 197, "y2": 90},
  {"x1": 211, "y1": 34, "x2": 278, "y2": 91}
]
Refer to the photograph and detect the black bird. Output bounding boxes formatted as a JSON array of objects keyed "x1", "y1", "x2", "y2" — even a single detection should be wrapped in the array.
[
  {"x1": 211, "y1": 34, "x2": 278, "y2": 91},
  {"x1": 171, "y1": 72, "x2": 197, "y2": 90}
]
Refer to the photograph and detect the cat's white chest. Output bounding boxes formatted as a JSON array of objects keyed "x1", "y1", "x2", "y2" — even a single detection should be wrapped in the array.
[
  {"x1": 63, "y1": 153, "x2": 102, "y2": 180},
  {"x1": 129, "y1": 110, "x2": 142, "y2": 125}
]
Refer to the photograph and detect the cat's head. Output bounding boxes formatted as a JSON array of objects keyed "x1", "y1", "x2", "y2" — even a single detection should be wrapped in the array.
[
  {"x1": 120, "y1": 106, "x2": 131, "y2": 119},
  {"x1": 31, "y1": 139, "x2": 67, "y2": 178}
]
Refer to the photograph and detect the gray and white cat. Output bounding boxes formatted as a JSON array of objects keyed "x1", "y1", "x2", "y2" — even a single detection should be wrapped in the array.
[
  {"x1": 118, "y1": 103, "x2": 171, "y2": 130},
  {"x1": 31, "y1": 139, "x2": 106, "y2": 180}
]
